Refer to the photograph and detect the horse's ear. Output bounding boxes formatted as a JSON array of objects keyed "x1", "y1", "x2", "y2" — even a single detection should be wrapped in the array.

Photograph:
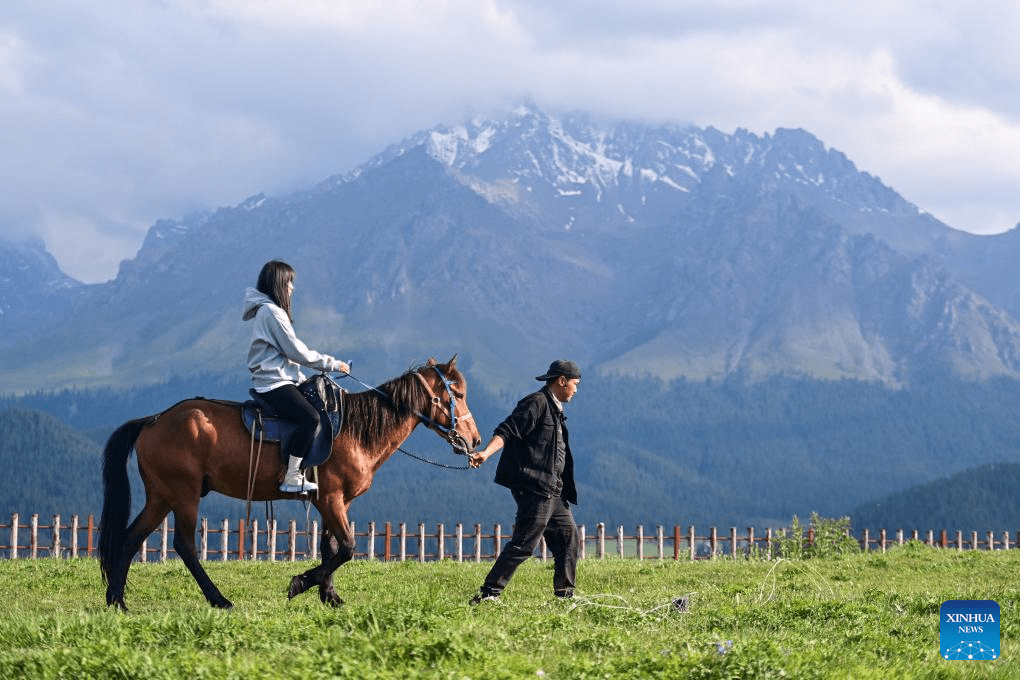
[
  {"x1": 447, "y1": 354, "x2": 458, "y2": 370},
  {"x1": 426, "y1": 357, "x2": 437, "y2": 367}
]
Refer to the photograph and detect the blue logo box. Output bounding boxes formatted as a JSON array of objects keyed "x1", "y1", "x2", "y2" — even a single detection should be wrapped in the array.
[{"x1": 940, "y1": 600, "x2": 1000, "y2": 661}]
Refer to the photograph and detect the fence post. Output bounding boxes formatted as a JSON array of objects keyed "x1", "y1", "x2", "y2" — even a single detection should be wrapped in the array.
[
  {"x1": 596, "y1": 523, "x2": 605, "y2": 559},
  {"x1": 474, "y1": 523, "x2": 482, "y2": 563},
  {"x1": 657, "y1": 526, "x2": 664, "y2": 560},
  {"x1": 880, "y1": 529, "x2": 887, "y2": 553},
  {"x1": 237, "y1": 520, "x2": 246, "y2": 561},
  {"x1": 616, "y1": 526, "x2": 624, "y2": 559},
  {"x1": 729, "y1": 527, "x2": 737, "y2": 558},
  {"x1": 71, "y1": 515, "x2": 79, "y2": 558},
  {"x1": 418, "y1": 523, "x2": 426, "y2": 562},
  {"x1": 673, "y1": 525, "x2": 680, "y2": 560},
  {"x1": 51, "y1": 514, "x2": 61, "y2": 558},
  {"x1": 87, "y1": 514, "x2": 95, "y2": 558},
  {"x1": 765, "y1": 527, "x2": 772, "y2": 558},
  {"x1": 862, "y1": 528, "x2": 870, "y2": 552},
  {"x1": 1004, "y1": 531, "x2": 1011, "y2": 551},
  {"x1": 288, "y1": 520, "x2": 297, "y2": 562},
  {"x1": 456, "y1": 523, "x2": 464, "y2": 563},
  {"x1": 269, "y1": 519, "x2": 277, "y2": 562},
  {"x1": 400, "y1": 522, "x2": 407, "y2": 562},
  {"x1": 161, "y1": 517, "x2": 169, "y2": 562},
  {"x1": 10, "y1": 513, "x2": 18, "y2": 560},
  {"x1": 385, "y1": 522, "x2": 392, "y2": 562},
  {"x1": 437, "y1": 523, "x2": 445, "y2": 561},
  {"x1": 311, "y1": 520, "x2": 319, "y2": 561},
  {"x1": 987, "y1": 531, "x2": 995, "y2": 551},
  {"x1": 367, "y1": 522, "x2": 376, "y2": 561},
  {"x1": 637, "y1": 526, "x2": 644, "y2": 560},
  {"x1": 200, "y1": 518, "x2": 209, "y2": 561},
  {"x1": 956, "y1": 531, "x2": 963, "y2": 552},
  {"x1": 710, "y1": 527, "x2": 717, "y2": 559},
  {"x1": 971, "y1": 531, "x2": 979, "y2": 550},
  {"x1": 747, "y1": 527, "x2": 754, "y2": 558},
  {"x1": 940, "y1": 529, "x2": 947, "y2": 548},
  {"x1": 31, "y1": 514, "x2": 39, "y2": 559},
  {"x1": 579, "y1": 525, "x2": 586, "y2": 560},
  {"x1": 250, "y1": 519, "x2": 259, "y2": 561},
  {"x1": 221, "y1": 519, "x2": 229, "y2": 561},
  {"x1": 689, "y1": 525, "x2": 696, "y2": 561}
]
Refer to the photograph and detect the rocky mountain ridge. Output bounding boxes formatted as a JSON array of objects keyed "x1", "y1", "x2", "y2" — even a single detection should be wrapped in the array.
[{"x1": 1, "y1": 106, "x2": 1019, "y2": 394}]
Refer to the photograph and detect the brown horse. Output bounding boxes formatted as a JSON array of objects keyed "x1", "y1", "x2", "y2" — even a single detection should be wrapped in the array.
[{"x1": 99, "y1": 356, "x2": 481, "y2": 611}]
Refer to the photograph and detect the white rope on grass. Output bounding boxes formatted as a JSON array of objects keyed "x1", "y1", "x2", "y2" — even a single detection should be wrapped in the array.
[{"x1": 564, "y1": 592, "x2": 696, "y2": 617}]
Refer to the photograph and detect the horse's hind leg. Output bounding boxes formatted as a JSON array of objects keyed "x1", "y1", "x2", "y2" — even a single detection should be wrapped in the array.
[
  {"x1": 106, "y1": 497, "x2": 171, "y2": 611},
  {"x1": 173, "y1": 503, "x2": 233, "y2": 609}
]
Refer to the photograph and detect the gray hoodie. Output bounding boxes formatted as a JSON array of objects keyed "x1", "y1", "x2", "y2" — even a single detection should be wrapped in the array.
[{"x1": 242, "y1": 287, "x2": 341, "y2": 392}]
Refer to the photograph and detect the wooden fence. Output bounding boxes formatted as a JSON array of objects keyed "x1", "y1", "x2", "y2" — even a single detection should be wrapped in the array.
[{"x1": 2, "y1": 513, "x2": 1019, "y2": 563}]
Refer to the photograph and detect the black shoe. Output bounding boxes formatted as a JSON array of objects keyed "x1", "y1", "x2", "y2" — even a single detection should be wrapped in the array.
[
  {"x1": 555, "y1": 589, "x2": 574, "y2": 599},
  {"x1": 469, "y1": 589, "x2": 499, "y2": 605}
]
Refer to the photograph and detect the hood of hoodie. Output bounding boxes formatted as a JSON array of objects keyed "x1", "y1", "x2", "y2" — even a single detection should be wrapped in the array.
[{"x1": 242, "y1": 287, "x2": 276, "y2": 321}]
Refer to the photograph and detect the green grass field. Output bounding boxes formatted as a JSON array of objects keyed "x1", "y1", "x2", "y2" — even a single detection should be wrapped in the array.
[{"x1": 0, "y1": 543, "x2": 1016, "y2": 678}]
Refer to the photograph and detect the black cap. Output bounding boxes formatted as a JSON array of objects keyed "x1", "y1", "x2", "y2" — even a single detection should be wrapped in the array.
[{"x1": 535, "y1": 359, "x2": 582, "y2": 381}]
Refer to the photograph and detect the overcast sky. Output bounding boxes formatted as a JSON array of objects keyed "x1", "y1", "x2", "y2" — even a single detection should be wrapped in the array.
[{"x1": 2, "y1": 0, "x2": 1019, "y2": 283}]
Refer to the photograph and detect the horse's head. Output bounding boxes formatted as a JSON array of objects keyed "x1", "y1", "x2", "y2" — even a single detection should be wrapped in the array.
[{"x1": 415, "y1": 355, "x2": 482, "y2": 455}]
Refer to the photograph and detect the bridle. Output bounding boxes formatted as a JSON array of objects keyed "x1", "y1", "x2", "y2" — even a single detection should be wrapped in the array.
[
  {"x1": 413, "y1": 365, "x2": 474, "y2": 455},
  {"x1": 339, "y1": 364, "x2": 475, "y2": 462}
]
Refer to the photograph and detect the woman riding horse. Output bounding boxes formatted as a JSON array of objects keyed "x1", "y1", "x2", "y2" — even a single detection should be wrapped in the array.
[
  {"x1": 99, "y1": 356, "x2": 480, "y2": 610},
  {"x1": 243, "y1": 260, "x2": 349, "y2": 493}
]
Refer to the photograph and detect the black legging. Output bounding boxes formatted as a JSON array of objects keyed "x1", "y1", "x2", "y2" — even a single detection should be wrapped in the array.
[{"x1": 257, "y1": 383, "x2": 319, "y2": 461}]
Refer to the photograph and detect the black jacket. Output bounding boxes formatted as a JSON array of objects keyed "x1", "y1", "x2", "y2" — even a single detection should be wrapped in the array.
[{"x1": 492, "y1": 387, "x2": 577, "y2": 504}]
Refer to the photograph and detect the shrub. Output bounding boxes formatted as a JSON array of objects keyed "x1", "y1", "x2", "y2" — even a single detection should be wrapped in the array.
[{"x1": 774, "y1": 513, "x2": 860, "y2": 559}]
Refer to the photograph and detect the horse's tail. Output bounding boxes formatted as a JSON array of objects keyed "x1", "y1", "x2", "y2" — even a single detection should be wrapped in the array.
[{"x1": 99, "y1": 418, "x2": 148, "y2": 585}]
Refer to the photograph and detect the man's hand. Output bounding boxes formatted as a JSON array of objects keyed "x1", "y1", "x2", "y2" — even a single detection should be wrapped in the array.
[{"x1": 468, "y1": 435, "x2": 504, "y2": 469}]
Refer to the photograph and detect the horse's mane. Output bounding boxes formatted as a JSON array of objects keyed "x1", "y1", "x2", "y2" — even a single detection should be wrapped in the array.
[{"x1": 342, "y1": 363, "x2": 461, "y2": 449}]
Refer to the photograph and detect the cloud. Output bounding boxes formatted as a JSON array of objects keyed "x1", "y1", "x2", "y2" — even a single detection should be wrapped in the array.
[{"x1": 0, "y1": 0, "x2": 1018, "y2": 282}]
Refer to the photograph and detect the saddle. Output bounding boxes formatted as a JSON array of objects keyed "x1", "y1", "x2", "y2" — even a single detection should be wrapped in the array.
[{"x1": 241, "y1": 374, "x2": 345, "y2": 468}]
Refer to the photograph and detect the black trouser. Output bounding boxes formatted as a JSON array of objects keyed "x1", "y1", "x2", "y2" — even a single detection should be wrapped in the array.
[
  {"x1": 258, "y1": 383, "x2": 319, "y2": 463},
  {"x1": 482, "y1": 488, "x2": 579, "y2": 596}
]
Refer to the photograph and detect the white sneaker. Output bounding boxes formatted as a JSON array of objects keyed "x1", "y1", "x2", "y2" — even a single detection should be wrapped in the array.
[{"x1": 280, "y1": 455, "x2": 318, "y2": 493}]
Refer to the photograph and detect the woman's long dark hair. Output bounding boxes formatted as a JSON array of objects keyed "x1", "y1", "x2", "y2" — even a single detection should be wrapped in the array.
[{"x1": 256, "y1": 260, "x2": 295, "y2": 321}]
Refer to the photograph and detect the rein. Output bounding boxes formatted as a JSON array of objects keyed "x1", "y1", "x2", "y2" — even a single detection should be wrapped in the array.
[{"x1": 339, "y1": 368, "x2": 472, "y2": 469}]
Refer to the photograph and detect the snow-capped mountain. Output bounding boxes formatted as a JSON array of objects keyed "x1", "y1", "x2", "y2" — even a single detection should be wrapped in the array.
[{"x1": 2, "y1": 106, "x2": 1019, "y2": 394}]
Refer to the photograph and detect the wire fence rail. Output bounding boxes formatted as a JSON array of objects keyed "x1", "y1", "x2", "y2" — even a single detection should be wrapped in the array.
[{"x1": 2, "y1": 513, "x2": 1017, "y2": 563}]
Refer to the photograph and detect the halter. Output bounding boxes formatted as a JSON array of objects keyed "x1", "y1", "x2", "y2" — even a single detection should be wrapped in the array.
[
  {"x1": 413, "y1": 366, "x2": 474, "y2": 455},
  {"x1": 340, "y1": 365, "x2": 474, "y2": 461}
]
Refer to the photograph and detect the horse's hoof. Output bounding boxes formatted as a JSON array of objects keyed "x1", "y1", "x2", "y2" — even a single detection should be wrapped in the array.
[
  {"x1": 319, "y1": 589, "x2": 344, "y2": 608},
  {"x1": 212, "y1": 598, "x2": 234, "y2": 610},
  {"x1": 288, "y1": 575, "x2": 308, "y2": 600}
]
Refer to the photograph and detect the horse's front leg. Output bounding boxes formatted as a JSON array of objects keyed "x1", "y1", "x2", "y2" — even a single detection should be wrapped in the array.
[
  {"x1": 288, "y1": 510, "x2": 354, "y2": 606},
  {"x1": 316, "y1": 529, "x2": 343, "y2": 606}
]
